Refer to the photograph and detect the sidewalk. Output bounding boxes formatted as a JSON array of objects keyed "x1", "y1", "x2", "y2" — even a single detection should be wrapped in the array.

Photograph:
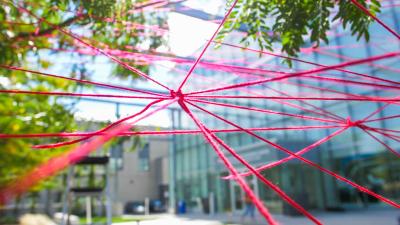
[{"x1": 117, "y1": 206, "x2": 399, "y2": 225}]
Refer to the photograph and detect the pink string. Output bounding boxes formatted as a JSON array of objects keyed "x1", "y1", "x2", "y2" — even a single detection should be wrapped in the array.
[
  {"x1": 189, "y1": 95, "x2": 400, "y2": 103},
  {"x1": 2, "y1": 2, "x2": 400, "y2": 224},
  {"x1": 186, "y1": 100, "x2": 400, "y2": 209},
  {"x1": 214, "y1": 41, "x2": 400, "y2": 86},
  {"x1": 225, "y1": 105, "x2": 399, "y2": 179},
  {"x1": 45, "y1": 41, "x2": 400, "y2": 93},
  {"x1": 224, "y1": 128, "x2": 348, "y2": 178},
  {"x1": 11, "y1": 2, "x2": 171, "y2": 91},
  {"x1": 0, "y1": 125, "x2": 342, "y2": 139},
  {"x1": 185, "y1": 69, "x2": 346, "y2": 122},
  {"x1": 365, "y1": 114, "x2": 400, "y2": 123},
  {"x1": 359, "y1": 126, "x2": 400, "y2": 158},
  {"x1": 0, "y1": 65, "x2": 167, "y2": 97},
  {"x1": 32, "y1": 99, "x2": 166, "y2": 149},
  {"x1": 362, "y1": 124, "x2": 400, "y2": 142},
  {"x1": 366, "y1": 126, "x2": 400, "y2": 134},
  {"x1": 207, "y1": 123, "x2": 322, "y2": 224},
  {"x1": 302, "y1": 75, "x2": 400, "y2": 91},
  {"x1": 0, "y1": 89, "x2": 169, "y2": 100},
  {"x1": 177, "y1": 0, "x2": 239, "y2": 91},
  {"x1": 188, "y1": 98, "x2": 341, "y2": 124},
  {"x1": 186, "y1": 52, "x2": 400, "y2": 96},
  {"x1": 245, "y1": 86, "x2": 345, "y2": 122},
  {"x1": 373, "y1": 130, "x2": 400, "y2": 142},
  {"x1": 273, "y1": 80, "x2": 400, "y2": 107},
  {"x1": 350, "y1": 0, "x2": 400, "y2": 40},
  {"x1": 265, "y1": 87, "x2": 346, "y2": 122},
  {"x1": 360, "y1": 104, "x2": 390, "y2": 123},
  {"x1": 314, "y1": 49, "x2": 400, "y2": 74},
  {"x1": 178, "y1": 100, "x2": 279, "y2": 225},
  {"x1": 188, "y1": 99, "x2": 346, "y2": 177},
  {"x1": 0, "y1": 99, "x2": 176, "y2": 204}
]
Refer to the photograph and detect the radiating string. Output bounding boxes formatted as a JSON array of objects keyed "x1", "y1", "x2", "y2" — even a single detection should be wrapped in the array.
[{"x1": 1, "y1": 2, "x2": 399, "y2": 225}]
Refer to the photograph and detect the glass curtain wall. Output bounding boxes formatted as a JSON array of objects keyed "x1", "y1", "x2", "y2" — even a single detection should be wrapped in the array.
[{"x1": 171, "y1": 6, "x2": 400, "y2": 214}]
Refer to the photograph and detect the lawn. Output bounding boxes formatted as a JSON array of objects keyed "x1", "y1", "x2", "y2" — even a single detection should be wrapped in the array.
[{"x1": 79, "y1": 216, "x2": 159, "y2": 224}]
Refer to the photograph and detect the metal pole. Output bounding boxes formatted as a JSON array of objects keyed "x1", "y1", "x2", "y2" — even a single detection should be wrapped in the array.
[
  {"x1": 114, "y1": 102, "x2": 121, "y2": 216},
  {"x1": 229, "y1": 180, "x2": 235, "y2": 213},
  {"x1": 253, "y1": 175, "x2": 259, "y2": 199},
  {"x1": 61, "y1": 167, "x2": 73, "y2": 225},
  {"x1": 145, "y1": 197, "x2": 150, "y2": 215},
  {"x1": 168, "y1": 109, "x2": 177, "y2": 213},
  {"x1": 209, "y1": 192, "x2": 215, "y2": 215},
  {"x1": 86, "y1": 196, "x2": 92, "y2": 225},
  {"x1": 106, "y1": 163, "x2": 112, "y2": 225}
]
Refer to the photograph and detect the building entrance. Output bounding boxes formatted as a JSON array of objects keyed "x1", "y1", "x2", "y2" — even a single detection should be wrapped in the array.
[{"x1": 229, "y1": 175, "x2": 259, "y2": 215}]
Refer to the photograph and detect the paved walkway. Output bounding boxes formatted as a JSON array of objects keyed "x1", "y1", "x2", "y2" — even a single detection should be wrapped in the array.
[{"x1": 117, "y1": 206, "x2": 400, "y2": 225}]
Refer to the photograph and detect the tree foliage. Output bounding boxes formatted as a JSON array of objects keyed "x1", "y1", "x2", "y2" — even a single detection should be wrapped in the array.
[
  {"x1": 0, "y1": 0, "x2": 384, "y2": 193},
  {"x1": 218, "y1": 0, "x2": 381, "y2": 61},
  {"x1": 0, "y1": 0, "x2": 164, "y2": 191}
]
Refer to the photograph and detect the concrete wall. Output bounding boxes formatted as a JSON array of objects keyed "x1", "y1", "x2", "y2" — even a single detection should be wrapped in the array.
[{"x1": 116, "y1": 136, "x2": 170, "y2": 207}]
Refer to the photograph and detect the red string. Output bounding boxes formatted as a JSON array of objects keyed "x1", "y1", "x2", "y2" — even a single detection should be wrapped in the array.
[
  {"x1": 224, "y1": 128, "x2": 348, "y2": 178},
  {"x1": 188, "y1": 100, "x2": 346, "y2": 176},
  {"x1": 2, "y1": 2, "x2": 400, "y2": 224},
  {"x1": 350, "y1": 0, "x2": 400, "y2": 40},
  {"x1": 0, "y1": 125, "x2": 342, "y2": 139},
  {"x1": 0, "y1": 99, "x2": 176, "y2": 204},
  {"x1": 11, "y1": 2, "x2": 172, "y2": 91},
  {"x1": 360, "y1": 104, "x2": 390, "y2": 123},
  {"x1": 178, "y1": 100, "x2": 279, "y2": 225},
  {"x1": 301, "y1": 75, "x2": 400, "y2": 92},
  {"x1": 214, "y1": 41, "x2": 400, "y2": 86},
  {"x1": 314, "y1": 49, "x2": 400, "y2": 74},
  {"x1": 208, "y1": 125, "x2": 323, "y2": 225},
  {"x1": 189, "y1": 95, "x2": 400, "y2": 103},
  {"x1": 359, "y1": 126, "x2": 400, "y2": 158},
  {"x1": 42, "y1": 40, "x2": 400, "y2": 93},
  {"x1": 264, "y1": 87, "x2": 346, "y2": 122},
  {"x1": 366, "y1": 126, "x2": 400, "y2": 134},
  {"x1": 365, "y1": 114, "x2": 400, "y2": 123},
  {"x1": 363, "y1": 126, "x2": 400, "y2": 142},
  {"x1": 177, "y1": 0, "x2": 239, "y2": 91},
  {"x1": 186, "y1": 100, "x2": 400, "y2": 209},
  {"x1": 189, "y1": 98, "x2": 341, "y2": 124},
  {"x1": 0, "y1": 89, "x2": 169, "y2": 99},
  {"x1": 272, "y1": 80, "x2": 400, "y2": 107},
  {"x1": 186, "y1": 52, "x2": 400, "y2": 96},
  {"x1": 191, "y1": 73, "x2": 346, "y2": 122},
  {"x1": 32, "y1": 99, "x2": 166, "y2": 149},
  {"x1": 0, "y1": 65, "x2": 167, "y2": 97}
]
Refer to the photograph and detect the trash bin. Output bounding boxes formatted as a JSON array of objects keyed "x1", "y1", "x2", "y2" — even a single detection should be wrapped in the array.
[
  {"x1": 201, "y1": 198, "x2": 209, "y2": 214},
  {"x1": 177, "y1": 200, "x2": 186, "y2": 214},
  {"x1": 283, "y1": 192, "x2": 309, "y2": 216}
]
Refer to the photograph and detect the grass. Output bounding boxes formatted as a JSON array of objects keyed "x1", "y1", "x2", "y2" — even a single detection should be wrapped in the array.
[
  {"x1": 79, "y1": 216, "x2": 158, "y2": 224},
  {"x1": 0, "y1": 214, "x2": 159, "y2": 225},
  {"x1": 0, "y1": 217, "x2": 18, "y2": 225}
]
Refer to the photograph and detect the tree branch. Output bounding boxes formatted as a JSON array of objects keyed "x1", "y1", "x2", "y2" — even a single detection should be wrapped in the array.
[{"x1": 13, "y1": 15, "x2": 86, "y2": 39}]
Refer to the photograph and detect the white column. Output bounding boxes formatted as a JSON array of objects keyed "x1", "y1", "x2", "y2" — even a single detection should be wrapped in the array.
[
  {"x1": 253, "y1": 175, "x2": 259, "y2": 198},
  {"x1": 145, "y1": 197, "x2": 150, "y2": 215},
  {"x1": 229, "y1": 180, "x2": 235, "y2": 213},
  {"x1": 106, "y1": 164, "x2": 112, "y2": 225},
  {"x1": 86, "y1": 196, "x2": 92, "y2": 225},
  {"x1": 209, "y1": 192, "x2": 215, "y2": 215}
]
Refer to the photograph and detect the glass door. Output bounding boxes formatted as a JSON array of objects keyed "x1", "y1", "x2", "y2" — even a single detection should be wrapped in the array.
[{"x1": 230, "y1": 175, "x2": 258, "y2": 214}]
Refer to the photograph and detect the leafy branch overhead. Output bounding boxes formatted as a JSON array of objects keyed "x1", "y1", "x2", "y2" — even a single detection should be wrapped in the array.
[
  {"x1": 0, "y1": 0, "x2": 164, "y2": 190},
  {"x1": 0, "y1": 0, "x2": 165, "y2": 76},
  {"x1": 218, "y1": 0, "x2": 381, "y2": 59}
]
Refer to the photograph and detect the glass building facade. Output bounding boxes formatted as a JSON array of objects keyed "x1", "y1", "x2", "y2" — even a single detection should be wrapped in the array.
[{"x1": 167, "y1": 5, "x2": 400, "y2": 214}]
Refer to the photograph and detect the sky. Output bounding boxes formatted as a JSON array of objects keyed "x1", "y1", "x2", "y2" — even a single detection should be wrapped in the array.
[
  {"x1": 43, "y1": 0, "x2": 399, "y2": 129},
  {"x1": 69, "y1": 1, "x2": 224, "y2": 128}
]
